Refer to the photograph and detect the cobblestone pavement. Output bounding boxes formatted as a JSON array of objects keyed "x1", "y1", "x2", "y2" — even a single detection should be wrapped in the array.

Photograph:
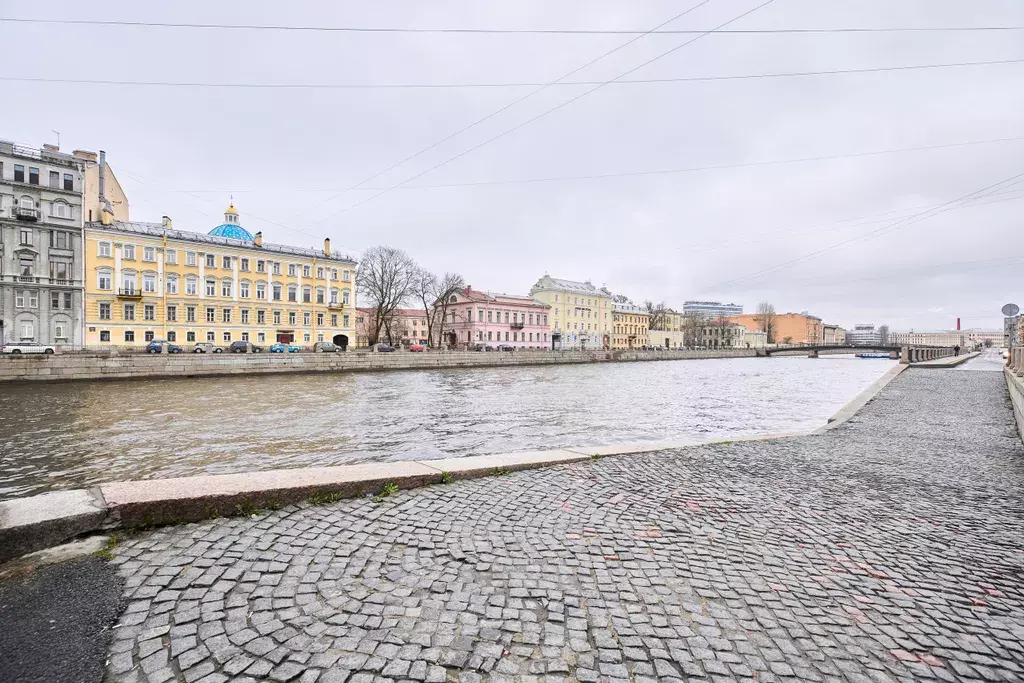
[{"x1": 106, "y1": 368, "x2": 1024, "y2": 682}]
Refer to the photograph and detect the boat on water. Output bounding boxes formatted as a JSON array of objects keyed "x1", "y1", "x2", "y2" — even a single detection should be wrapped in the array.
[{"x1": 856, "y1": 353, "x2": 892, "y2": 359}]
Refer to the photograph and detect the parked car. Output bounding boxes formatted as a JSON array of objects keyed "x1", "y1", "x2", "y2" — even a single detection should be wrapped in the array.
[
  {"x1": 408, "y1": 344, "x2": 425, "y2": 352},
  {"x1": 313, "y1": 341, "x2": 339, "y2": 353},
  {"x1": 192, "y1": 343, "x2": 223, "y2": 354},
  {"x1": 270, "y1": 343, "x2": 301, "y2": 353},
  {"x1": 375, "y1": 344, "x2": 396, "y2": 352},
  {"x1": 469, "y1": 343, "x2": 488, "y2": 352},
  {"x1": 229, "y1": 341, "x2": 263, "y2": 353},
  {"x1": 1, "y1": 342, "x2": 55, "y2": 355},
  {"x1": 497, "y1": 344, "x2": 515, "y2": 352},
  {"x1": 146, "y1": 340, "x2": 183, "y2": 354}
]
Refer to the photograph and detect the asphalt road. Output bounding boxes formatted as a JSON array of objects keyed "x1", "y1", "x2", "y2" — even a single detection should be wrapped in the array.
[{"x1": 0, "y1": 556, "x2": 124, "y2": 683}]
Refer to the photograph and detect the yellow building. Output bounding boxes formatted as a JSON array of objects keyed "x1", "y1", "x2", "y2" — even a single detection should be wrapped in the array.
[
  {"x1": 83, "y1": 203, "x2": 358, "y2": 349},
  {"x1": 612, "y1": 302, "x2": 649, "y2": 349},
  {"x1": 529, "y1": 274, "x2": 613, "y2": 350},
  {"x1": 649, "y1": 309, "x2": 686, "y2": 349}
]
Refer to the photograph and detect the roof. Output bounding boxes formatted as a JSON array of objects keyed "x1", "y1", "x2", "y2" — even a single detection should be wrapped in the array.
[
  {"x1": 613, "y1": 302, "x2": 647, "y2": 315},
  {"x1": 530, "y1": 274, "x2": 611, "y2": 296},
  {"x1": 87, "y1": 220, "x2": 357, "y2": 264},
  {"x1": 209, "y1": 223, "x2": 254, "y2": 241}
]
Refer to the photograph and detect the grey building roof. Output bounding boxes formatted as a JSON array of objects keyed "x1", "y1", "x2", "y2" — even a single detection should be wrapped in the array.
[
  {"x1": 530, "y1": 274, "x2": 612, "y2": 295},
  {"x1": 86, "y1": 221, "x2": 357, "y2": 265}
]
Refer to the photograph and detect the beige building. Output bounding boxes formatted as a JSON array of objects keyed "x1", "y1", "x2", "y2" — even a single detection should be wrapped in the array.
[
  {"x1": 888, "y1": 330, "x2": 970, "y2": 348},
  {"x1": 611, "y1": 302, "x2": 648, "y2": 349},
  {"x1": 73, "y1": 150, "x2": 130, "y2": 224},
  {"x1": 742, "y1": 329, "x2": 768, "y2": 348},
  {"x1": 649, "y1": 309, "x2": 686, "y2": 349},
  {"x1": 529, "y1": 274, "x2": 613, "y2": 350},
  {"x1": 823, "y1": 324, "x2": 847, "y2": 345}
]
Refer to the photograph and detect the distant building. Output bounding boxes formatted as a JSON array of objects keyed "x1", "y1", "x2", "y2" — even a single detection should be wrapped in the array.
[
  {"x1": 1, "y1": 140, "x2": 86, "y2": 347},
  {"x1": 846, "y1": 324, "x2": 883, "y2": 346},
  {"x1": 356, "y1": 308, "x2": 431, "y2": 347},
  {"x1": 529, "y1": 274, "x2": 612, "y2": 350},
  {"x1": 729, "y1": 312, "x2": 823, "y2": 345},
  {"x1": 888, "y1": 330, "x2": 969, "y2": 348},
  {"x1": 742, "y1": 329, "x2": 767, "y2": 349},
  {"x1": 72, "y1": 149, "x2": 130, "y2": 223},
  {"x1": 649, "y1": 309, "x2": 686, "y2": 349},
  {"x1": 683, "y1": 300, "x2": 742, "y2": 318},
  {"x1": 822, "y1": 324, "x2": 846, "y2": 345},
  {"x1": 442, "y1": 287, "x2": 551, "y2": 349},
  {"x1": 611, "y1": 302, "x2": 649, "y2": 349}
]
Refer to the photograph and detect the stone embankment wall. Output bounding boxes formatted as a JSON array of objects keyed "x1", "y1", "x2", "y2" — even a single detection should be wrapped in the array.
[
  {"x1": 1004, "y1": 365, "x2": 1024, "y2": 443},
  {"x1": 0, "y1": 348, "x2": 758, "y2": 383}
]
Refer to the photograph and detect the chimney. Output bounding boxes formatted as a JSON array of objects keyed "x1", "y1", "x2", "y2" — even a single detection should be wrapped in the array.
[
  {"x1": 323, "y1": 237, "x2": 331, "y2": 255},
  {"x1": 43, "y1": 143, "x2": 59, "y2": 152},
  {"x1": 73, "y1": 150, "x2": 98, "y2": 162},
  {"x1": 957, "y1": 317, "x2": 961, "y2": 331},
  {"x1": 161, "y1": 216, "x2": 172, "y2": 229},
  {"x1": 254, "y1": 231, "x2": 263, "y2": 247}
]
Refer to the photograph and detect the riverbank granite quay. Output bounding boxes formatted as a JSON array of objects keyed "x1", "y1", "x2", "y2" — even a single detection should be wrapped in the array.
[{"x1": 53, "y1": 358, "x2": 1021, "y2": 683}]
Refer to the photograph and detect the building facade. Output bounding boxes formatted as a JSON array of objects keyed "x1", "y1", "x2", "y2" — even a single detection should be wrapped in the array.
[
  {"x1": 74, "y1": 149, "x2": 130, "y2": 224},
  {"x1": 682, "y1": 300, "x2": 743, "y2": 318},
  {"x1": 699, "y1": 322, "x2": 746, "y2": 349},
  {"x1": 83, "y1": 204, "x2": 358, "y2": 348},
  {"x1": 0, "y1": 140, "x2": 86, "y2": 347},
  {"x1": 611, "y1": 302, "x2": 649, "y2": 349},
  {"x1": 822, "y1": 324, "x2": 846, "y2": 345},
  {"x1": 355, "y1": 308, "x2": 432, "y2": 348},
  {"x1": 846, "y1": 324, "x2": 883, "y2": 346},
  {"x1": 529, "y1": 275, "x2": 612, "y2": 350},
  {"x1": 442, "y1": 287, "x2": 551, "y2": 349},
  {"x1": 742, "y1": 329, "x2": 768, "y2": 348},
  {"x1": 729, "y1": 312, "x2": 823, "y2": 345},
  {"x1": 888, "y1": 330, "x2": 970, "y2": 348}
]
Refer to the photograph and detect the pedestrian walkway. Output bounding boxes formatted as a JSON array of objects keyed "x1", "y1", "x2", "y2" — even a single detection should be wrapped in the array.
[{"x1": 103, "y1": 365, "x2": 1024, "y2": 682}]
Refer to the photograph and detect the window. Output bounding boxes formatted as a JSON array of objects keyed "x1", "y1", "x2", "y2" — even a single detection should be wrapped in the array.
[
  {"x1": 186, "y1": 306, "x2": 196, "y2": 323},
  {"x1": 64, "y1": 173, "x2": 74, "y2": 191},
  {"x1": 240, "y1": 282, "x2": 250, "y2": 298},
  {"x1": 256, "y1": 283, "x2": 266, "y2": 299},
  {"x1": 20, "y1": 322, "x2": 34, "y2": 340},
  {"x1": 273, "y1": 284, "x2": 282, "y2": 301},
  {"x1": 121, "y1": 273, "x2": 137, "y2": 294},
  {"x1": 288, "y1": 285, "x2": 297, "y2": 302},
  {"x1": 342, "y1": 290, "x2": 350, "y2": 305},
  {"x1": 166, "y1": 276, "x2": 178, "y2": 295},
  {"x1": 241, "y1": 309, "x2": 250, "y2": 324},
  {"x1": 144, "y1": 304, "x2": 155, "y2": 321},
  {"x1": 272, "y1": 262, "x2": 281, "y2": 275},
  {"x1": 123, "y1": 245, "x2": 135, "y2": 260},
  {"x1": 124, "y1": 303, "x2": 135, "y2": 321},
  {"x1": 302, "y1": 287, "x2": 311, "y2": 303},
  {"x1": 167, "y1": 331, "x2": 177, "y2": 342},
  {"x1": 222, "y1": 256, "x2": 231, "y2": 269},
  {"x1": 331, "y1": 313, "x2": 338, "y2": 327},
  {"x1": 505, "y1": 332, "x2": 510, "y2": 341},
  {"x1": 51, "y1": 292, "x2": 61, "y2": 309},
  {"x1": 187, "y1": 331, "x2": 196, "y2": 342},
  {"x1": 98, "y1": 241, "x2": 111, "y2": 257},
  {"x1": 331, "y1": 269, "x2": 338, "y2": 281},
  {"x1": 143, "y1": 274, "x2": 156, "y2": 293},
  {"x1": 186, "y1": 277, "x2": 198, "y2": 296},
  {"x1": 304, "y1": 333, "x2": 311, "y2": 342},
  {"x1": 206, "y1": 307, "x2": 216, "y2": 323},
  {"x1": 467, "y1": 310, "x2": 474, "y2": 323},
  {"x1": 50, "y1": 170, "x2": 60, "y2": 187},
  {"x1": 257, "y1": 332, "x2": 265, "y2": 342},
  {"x1": 50, "y1": 262, "x2": 69, "y2": 280},
  {"x1": 222, "y1": 308, "x2": 232, "y2": 323},
  {"x1": 100, "y1": 330, "x2": 111, "y2": 342},
  {"x1": 207, "y1": 331, "x2": 215, "y2": 342},
  {"x1": 61, "y1": 291, "x2": 71, "y2": 309},
  {"x1": 317, "y1": 267, "x2": 324, "y2": 279},
  {"x1": 303, "y1": 312, "x2": 311, "y2": 326},
  {"x1": 288, "y1": 312, "x2": 296, "y2": 325},
  {"x1": 257, "y1": 310, "x2": 266, "y2": 324},
  {"x1": 329, "y1": 289, "x2": 338, "y2": 305},
  {"x1": 257, "y1": 260, "x2": 265, "y2": 273},
  {"x1": 273, "y1": 311, "x2": 281, "y2": 325},
  {"x1": 223, "y1": 332, "x2": 232, "y2": 342},
  {"x1": 206, "y1": 279, "x2": 216, "y2": 297},
  {"x1": 50, "y1": 231, "x2": 68, "y2": 249},
  {"x1": 241, "y1": 258, "x2": 249, "y2": 272},
  {"x1": 167, "y1": 305, "x2": 177, "y2": 322},
  {"x1": 241, "y1": 332, "x2": 249, "y2": 342},
  {"x1": 342, "y1": 269, "x2": 351, "y2": 282},
  {"x1": 205, "y1": 254, "x2": 215, "y2": 268},
  {"x1": 487, "y1": 311, "x2": 493, "y2": 322},
  {"x1": 221, "y1": 280, "x2": 232, "y2": 297},
  {"x1": 51, "y1": 201, "x2": 71, "y2": 219},
  {"x1": 29, "y1": 167, "x2": 39, "y2": 185},
  {"x1": 302, "y1": 265, "x2": 311, "y2": 278},
  {"x1": 166, "y1": 249, "x2": 177, "y2": 265},
  {"x1": 14, "y1": 292, "x2": 25, "y2": 308},
  {"x1": 13, "y1": 164, "x2": 24, "y2": 182},
  {"x1": 488, "y1": 331, "x2": 493, "y2": 341},
  {"x1": 343, "y1": 314, "x2": 349, "y2": 327},
  {"x1": 186, "y1": 251, "x2": 197, "y2": 266},
  {"x1": 123, "y1": 330, "x2": 135, "y2": 343},
  {"x1": 143, "y1": 247, "x2": 156, "y2": 262},
  {"x1": 145, "y1": 331, "x2": 155, "y2": 342},
  {"x1": 20, "y1": 229, "x2": 32, "y2": 246},
  {"x1": 99, "y1": 303, "x2": 111, "y2": 320},
  {"x1": 316, "y1": 289, "x2": 325, "y2": 304},
  {"x1": 288, "y1": 264, "x2": 297, "y2": 277}
]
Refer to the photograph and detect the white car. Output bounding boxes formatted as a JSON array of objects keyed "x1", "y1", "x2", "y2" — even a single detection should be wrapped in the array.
[{"x1": 1, "y1": 342, "x2": 56, "y2": 355}]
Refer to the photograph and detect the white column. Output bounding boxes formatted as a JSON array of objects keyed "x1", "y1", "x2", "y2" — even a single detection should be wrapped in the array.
[
  {"x1": 198, "y1": 256, "x2": 205, "y2": 299},
  {"x1": 114, "y1": 245, "x2": 122, "y2": 290},
  {"x1": 157, "y1": 256, "x2": 164, "y2": 296},
  {"x1": 232, "y1": 258, "x2": 239, "y2": 301}
]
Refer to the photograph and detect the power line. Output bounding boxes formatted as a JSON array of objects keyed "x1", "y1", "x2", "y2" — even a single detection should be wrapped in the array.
[
  {"x1": 707, "y1": 173, "x2": 1024, "y2": 291},
  {"x1": 2, "y1": 17, "x2": 1022, "y2": 35},
  {"x1": 6, "y1": 57, "x2": 1021, "y2": 90},
  {"x1": 287, "y1": 0, "x2": 718, "y2": 225},
  {"x1": 310, "y1": 0, "x2": 779, "y2": 227}
]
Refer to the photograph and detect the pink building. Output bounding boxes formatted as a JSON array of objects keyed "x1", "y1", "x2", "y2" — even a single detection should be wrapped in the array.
[{"x1": 441, "y1": 287, "x2": 551, "y2": 349}]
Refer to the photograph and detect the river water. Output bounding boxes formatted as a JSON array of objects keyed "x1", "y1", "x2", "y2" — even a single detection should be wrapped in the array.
[{"x1": 0, "y1": 356, "x2": 895, "y2": 500}]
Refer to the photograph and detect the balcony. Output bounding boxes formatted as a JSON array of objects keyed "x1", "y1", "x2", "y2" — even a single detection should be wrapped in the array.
[
  {"x1": 117, "y1": 287, "x2": 143, "y2": 299},
  {"x1": 327, "y1": 301, "x2": 344, "y2": 310},
  {"x1": 14, "y1": 206, "x2": 40, "y2": 221},
  {"x1": 510, "y1": 321, "x2": 525, "y2": 330}
]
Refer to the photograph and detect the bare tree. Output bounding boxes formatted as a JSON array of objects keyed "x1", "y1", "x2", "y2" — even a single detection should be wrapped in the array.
[
  {"x1": 712, "y1": 315, "x2": 734, "y2": 349},
  {"x1": 877, "y1": 324, "x2": 890, "y2": 346},
  {"x1": 612, "y1": 293, "x2": 630, "y2": 304},
  {"x1": 432, "y1": 272, "x2": 467, "y2": 348},
  {"x1": 643, "y1": 300, "x2": 669, "y2": 331},
  {"x1": 413, "y1": 268, "x2": 440, "y2": 347},
  {"x1": 356, "y1": 246, "x2": 417, "y2": 346},
  {"x1": 682, "y1": 311, "x2": 708, "y2": 349},
  {"x1": 754, "y1": 301, "x2": 778, "y2": 344}
]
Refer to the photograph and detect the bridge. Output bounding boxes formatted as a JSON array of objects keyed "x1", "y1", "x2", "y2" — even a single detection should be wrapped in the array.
[{"x1": 763, "y1": 344, "x2": 959, "y2": 362}]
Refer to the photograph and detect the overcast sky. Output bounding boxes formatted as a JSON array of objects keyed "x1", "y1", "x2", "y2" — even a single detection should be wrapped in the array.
[{"x1": 4, "y1": 0, "x2": 1023, "y2": 330}]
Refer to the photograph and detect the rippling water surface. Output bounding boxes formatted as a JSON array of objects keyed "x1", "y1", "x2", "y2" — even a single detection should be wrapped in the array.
[{"x1": 0, "y1": 356, "x2": 895, "y2": 499}]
